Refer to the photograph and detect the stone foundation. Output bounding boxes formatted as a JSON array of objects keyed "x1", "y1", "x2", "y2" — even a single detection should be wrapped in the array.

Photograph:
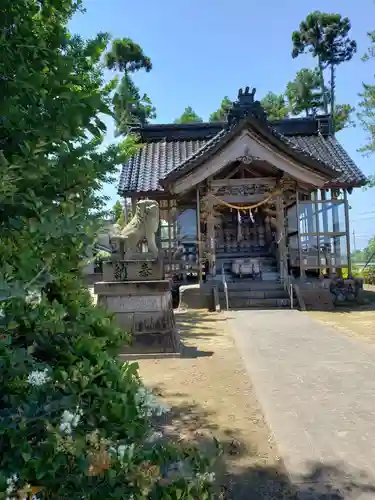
[
  {"x1": 329, "y1": 277, "x2": 364, "y2": 306},
  {"x1": 94, "y1": 280, "x2": 180, "y2": 354},
  {"x1": 296, "y1": 277, "x2": 364, "y2": 311}
]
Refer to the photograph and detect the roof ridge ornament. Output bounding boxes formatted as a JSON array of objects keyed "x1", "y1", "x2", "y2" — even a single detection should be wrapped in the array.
[{"x1": 227, "y1": 86, "x2": 268, "y2": 126}]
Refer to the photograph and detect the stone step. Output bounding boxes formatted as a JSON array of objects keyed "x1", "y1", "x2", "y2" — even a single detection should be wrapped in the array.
[
  {"x1": 260, "y1": 272, "x2": 280, "y2": 281},
  {"x1": 222, "y1": 280, "x2": 284, "y2": 291},
  {"x1": 219, "y1": 289, "x2": 289, "y2": 299},
  {"x1": 218, "y1": 263, "x2": 278, "y2": 272},
  {"x1": 221, "y1": 297, "x2": 291, "y2": 309},
  {"x1": 216, "y1": 272, "x2": 280, "y2": 282},
  {"x1": 216, "y1": 256, "x2": 277, "y2": 264},
  {"x1": 215, "y1": 249, "x2": 272, "y2": 258},
  {"x1": 216, "y1": 254, "x2": 276, "y2": 261}
]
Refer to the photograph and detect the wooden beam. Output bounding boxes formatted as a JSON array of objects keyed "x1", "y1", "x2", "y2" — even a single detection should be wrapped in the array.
[{"x1": 211, "y1": 177, "x2": 277, "y2": 188}]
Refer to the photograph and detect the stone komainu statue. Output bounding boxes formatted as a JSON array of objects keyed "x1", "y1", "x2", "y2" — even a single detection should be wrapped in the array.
[{"x1": 111, "y1": 199, "x2": 160, "y2": 259}]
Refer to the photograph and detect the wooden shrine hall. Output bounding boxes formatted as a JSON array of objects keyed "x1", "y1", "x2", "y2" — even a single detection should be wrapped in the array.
[{"x1": 118, "y1": 87, "x2": 366, "y2": 309}]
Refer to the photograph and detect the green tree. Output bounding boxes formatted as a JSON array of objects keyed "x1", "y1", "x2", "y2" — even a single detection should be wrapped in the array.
[
  {"x1": 260, "y1": 91, "x2": 289, "y2": 121},
  {"x1": 358, "y1": 30, "x2": 375, "y2": 186},
  {"x1": 285, "y1": 68, "x2": 354, "y2": 132},
  {"x1": 174, "y1": 106, "x2": 203, "y2": 124},
  {"x1": 364, "y1": 236, "x2": 375, "y2": 262},
  {"x1": 0, "y1": 1, "x2": 215, "y2": 498},
  {"x1": 106, "y1": 38, "x2": 155, "y2": 134},
  {"x1": 112, "y1": 200, "x2": 126, "y2": 227},
  {"x1": 351, "y1": 249, "x2": 366, "y2": 263},
  {"x1": 292, "y1": 11, "x2": 356, "y2": 132},
  {"x1": 209, "y1": 96, "x2": 232, "y2": 121},
  {"x1": 112, "y1": 200, "x2": 123, "y2": 220},
  {"x1": 112, "y1": 74, "x2": 156, "y2": 134},
  {"x1": 105, "y1": 37, "x2": 152, "y2": 73},
  {"x1": 286, "y1": 68, "x2": 323, "y2": 116},
  {"x1": 334, "y1": 103, "x2": 355, "y2": 132},
  {"x1": 358, "y1": 31, "x2": 375, "y2": 158}
]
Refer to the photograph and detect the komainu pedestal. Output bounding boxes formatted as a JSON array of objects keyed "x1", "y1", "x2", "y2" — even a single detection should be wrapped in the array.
[
  {"x1": 94, "y1": 279, "x2": 179, "y2": 354},
  {"x1": 95, "y1": 199, "x2": 179, "y2": 354}
]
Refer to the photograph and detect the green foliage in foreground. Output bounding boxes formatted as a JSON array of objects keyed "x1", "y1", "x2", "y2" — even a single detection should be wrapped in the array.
[{"x1": 0, "y1": 1, "x2": 217, "y2": 498}]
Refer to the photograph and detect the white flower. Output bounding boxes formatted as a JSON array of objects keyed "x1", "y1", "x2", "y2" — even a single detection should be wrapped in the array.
[
  {"x1": 25, "y1": 290, "x2": 42, "y2": 305},
  {"x1": 109, "y1": 443, "x2": 135, "y2": 463},
  {"x1": 27, "y1": 368, "x2": 50, "y2": 387},
  {"x1": 195, "y1": 471, "x2": 216, "y2": 483},
  {"x1": 59, "y1": 406, "x2": 83, "y2": 435},
  {"x1": 6, "y1": 474, "x2": 18, "y2": 495},
  {"x1": 146, "y1": 430, "x2": 163, "y2": 443},
  {"x1": 135, "y1": 386, "x2": 170, "y2": 417}
]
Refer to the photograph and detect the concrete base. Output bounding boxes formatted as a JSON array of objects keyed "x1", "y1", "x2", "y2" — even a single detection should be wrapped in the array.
[
  {"x1": 178, "y1": 283, "x2": 209, "y2": 310},
  {"x1": 94, "y1": 280, "x2": 180, "y2": 354}
]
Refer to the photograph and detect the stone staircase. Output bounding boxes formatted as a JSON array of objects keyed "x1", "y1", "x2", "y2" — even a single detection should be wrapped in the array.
[
  {"x1": 214, "y1": 249, "x2": 294, "y2": 310},
  {"x1": 219, "y1": 279, "x2": 292, "y2": 310}
]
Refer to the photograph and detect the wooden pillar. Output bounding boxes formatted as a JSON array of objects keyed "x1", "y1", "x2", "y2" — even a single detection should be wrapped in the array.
[
  {"x1": 167, "y1": 199, "x2": 172, "y2": 274},
  {"x1": 296, "y1": 188, "x2": 305, "y2": 279},
  {"x1": 314, "y1": 193, "x2": 321, "y2": 273},
  {"x1": 306, "y1": 191, "x2": 314, "y2": 233},
  {"x1": 344, "y1": 189, "x2": 352, "y2": 276},
  {"x1": 206, "y1": 180, "x2": 216, "y2": 277},
  {"x1": 331, "y1": 189, "x2": 341, "y2": 276},
  {"x1": 196, "y1": 186, "x2": 203, "y2": 284},
  {"x1": 265, "y1": 215, "x2": 272, "y2": 246},
  {"x1": 320, "y1": 189, "x2": 329, "y2": 271},
  {"x1": 276, "y1": 193, "x2": 286, "y2": 279}
]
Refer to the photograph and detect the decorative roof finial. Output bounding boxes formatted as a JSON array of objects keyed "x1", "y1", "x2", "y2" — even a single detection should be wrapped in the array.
[
  {"x1": 238, "y1": 86, "x2": 256, "y2": 103},
  {"x1": 227, "y1": 86, "x2": 266, "y2": 126}
]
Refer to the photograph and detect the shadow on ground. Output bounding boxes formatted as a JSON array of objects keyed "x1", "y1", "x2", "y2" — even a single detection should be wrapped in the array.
[
  {"x1": 175, "y1": 310, "x2": 225, "y2": 358},
  {"x1": 153, "y1": 391, "x2": 375, "y2": 499},
  {"x1": 176, "y1": 310, "x2": 228, "y2": 339}
]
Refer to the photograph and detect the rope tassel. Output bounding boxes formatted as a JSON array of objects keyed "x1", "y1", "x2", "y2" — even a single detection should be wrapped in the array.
[
  {"x1": 249, "y1": 209, "x2": 255, "y2": 223},
  {"x1": 237, "y1": 211, "x2": 242, "y2": 242}
]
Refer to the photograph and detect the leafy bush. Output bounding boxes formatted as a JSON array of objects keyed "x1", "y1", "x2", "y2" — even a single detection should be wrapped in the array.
[
  {"x1": 341, "y1": 266, "x2": 361, "y2": 279},
  {"x1": 0, "y1": 280, "x2": 216, "y2": 498},
  {"x1": 362, "y1": 267, "x2": 375, "y2": 285},
  {"x1": 0, "y1": 1, "x2": 216, "y2": 498}
]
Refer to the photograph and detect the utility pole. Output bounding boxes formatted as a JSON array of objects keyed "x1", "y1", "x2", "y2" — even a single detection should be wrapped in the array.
[{"x1": 352, "y1": 229, "x2": 356, "y2": 252}]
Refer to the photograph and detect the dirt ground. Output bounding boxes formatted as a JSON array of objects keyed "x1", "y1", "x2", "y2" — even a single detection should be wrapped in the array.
[
  {"x1": 308, "y1": 286, "x2": 375, "y2": 347},
  {"x1": 136, "y1": 310, "x2": 294, "y2": 499}
]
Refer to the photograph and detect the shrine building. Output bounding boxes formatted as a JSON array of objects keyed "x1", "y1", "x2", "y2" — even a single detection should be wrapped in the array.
[{"x1": 117, "y1": 86, "x2": 366, "y2": 309}]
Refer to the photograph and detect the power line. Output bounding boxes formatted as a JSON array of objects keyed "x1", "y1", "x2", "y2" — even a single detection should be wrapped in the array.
[{"x1": 350, "y1": 215, "x2": 375, "y2": 222}]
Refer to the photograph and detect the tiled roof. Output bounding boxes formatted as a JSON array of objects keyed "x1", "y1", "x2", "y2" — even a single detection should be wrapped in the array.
[
  {"x1": 119, "y1": 138, "x2": 208, "y2": 193},
  {"x1": 118, "y1": 117, "x2": 366, "y2": 195},
  {"x1": 162, "y1": 117, "x2": 338, "y2": 185},
  {"x1": 288, "y1": 134, "x2": 366, "y2": 186}
]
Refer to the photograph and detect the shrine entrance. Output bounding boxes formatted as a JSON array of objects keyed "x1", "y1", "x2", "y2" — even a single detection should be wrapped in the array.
[
  {"x1": 205, "y1": 202, "x2": 275, "y2": 278},
  {"x1": 198, "y1": 174, "x2": 286, "y2": 281}
]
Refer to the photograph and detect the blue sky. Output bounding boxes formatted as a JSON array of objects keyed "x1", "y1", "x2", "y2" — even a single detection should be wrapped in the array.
[{"x1": 70, "y1": 0, "x2": 375, "y2": 250}]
